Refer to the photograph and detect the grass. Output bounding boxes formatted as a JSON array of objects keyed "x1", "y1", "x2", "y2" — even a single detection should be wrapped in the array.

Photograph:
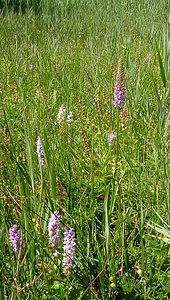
[{"x1": 0, "y1": 0, "x2": 170, "y2": 299}]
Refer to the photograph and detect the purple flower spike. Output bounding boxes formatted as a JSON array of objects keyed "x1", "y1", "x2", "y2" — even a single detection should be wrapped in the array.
[
  {"x1": 9, "y1": 224, "x2": 22, "y2": 253},
  {"x1": 48, "y1": 211, "x2": 61, "y2": 256},
  {"x1": 113, "y1": 58, "x2": 126, "y2": 108},
  {"x1": 108, "y1": 132, "x2": 115, "y2": 146},
  {"x1": 36, "y1": 136, "x2": 45, "y2": 166},
  {"x1": 62, "y1": 226, "x2": 75, "y2": 275}
]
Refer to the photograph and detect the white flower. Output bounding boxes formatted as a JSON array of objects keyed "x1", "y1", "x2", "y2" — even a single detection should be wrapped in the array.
[
  {"x1": 57, "y1": 104, "x2": 66, "y2": 124},
  {"x1": 108, "y1": 132, "x2": 115, "y2": 146},
  {"x1": 67, "y1": 111, "x2": 73, "y2": 124}
]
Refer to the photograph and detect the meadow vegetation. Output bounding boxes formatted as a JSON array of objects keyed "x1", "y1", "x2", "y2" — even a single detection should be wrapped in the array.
[{"x1": 0, "y1": 0, "x2": 170, "y2": 299}]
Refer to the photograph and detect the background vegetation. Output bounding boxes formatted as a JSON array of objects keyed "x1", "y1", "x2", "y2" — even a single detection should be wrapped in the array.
[{"x1": 0, "y1": 0, "x2": 170, "y2": 299}]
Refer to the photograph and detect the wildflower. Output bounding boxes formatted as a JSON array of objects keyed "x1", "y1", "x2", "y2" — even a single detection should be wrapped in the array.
[
  {"x1": 67, "y1": 111, "x2": 73, "y2": 124},
  {"x1": 113, "y1": 58, "x2": 126, "y2": 108},
  {"x1": 108, "y1": 132, "x2": 115, "y2": 146},
  {"x1": 57, "y1": 104, "x2": 66, "y2": 124},
  {"x1": 48, "y1": 211, "x2": 61, "y2": 257},
  {"x1": 62, "y1": 226, "x2": 75, "y2": 275},
  {"x1": 36, "y1": 136, "x2": 45, "y2": 166},
  {"x1": 9, "y1": 224, "x2": 22, "y2": 253}
]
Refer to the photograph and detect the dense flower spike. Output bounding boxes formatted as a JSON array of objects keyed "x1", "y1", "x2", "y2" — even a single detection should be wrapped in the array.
[
  {"x1": 57, "y1": 104, "x2": 66, "y2": 124},
  {"x1": 67, "y1": 111, "x2": 73, "y2": 124},
  {"x1": 108, "y1": 132, "x2": 115, "y2": 146},
  {"x1": 113, "y1": 58, "x2": 126, "y2": 108},
  {"x1": 62, "y1": 226, "x2": 75, "y2": 275},
  {"x1": 9, "y1": 224, "x2": 22, "y2": 253},
  {"x1": 48, "y1": 211, "x2": 61, "y2": 257},
  {"x1": 36, "y1": 136, "x2": 45, "y2": 166}
]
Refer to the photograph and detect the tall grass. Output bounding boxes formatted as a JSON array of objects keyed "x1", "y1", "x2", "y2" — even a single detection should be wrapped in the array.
[{"x1": 0, "y1": 1, "x2": 170, "y2": 299}]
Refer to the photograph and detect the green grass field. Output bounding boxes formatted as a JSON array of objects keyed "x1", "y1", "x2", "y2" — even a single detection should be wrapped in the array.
[{"x1": 0, "y1": 1, "x2": 170, "y2": 299}]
